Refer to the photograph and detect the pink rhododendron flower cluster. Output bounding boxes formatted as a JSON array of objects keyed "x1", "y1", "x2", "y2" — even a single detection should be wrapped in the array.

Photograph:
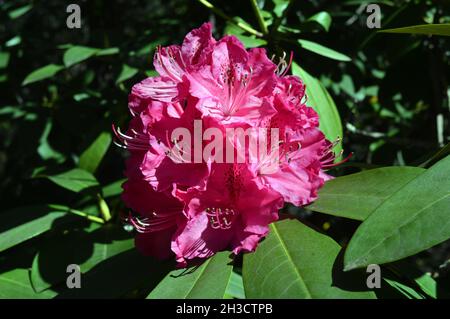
[{"x1": 116, "y1": 23, "x2": 338, "y2": 267}]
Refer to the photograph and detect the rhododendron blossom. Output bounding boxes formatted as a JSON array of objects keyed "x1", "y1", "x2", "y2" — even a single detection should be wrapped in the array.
[{"x1": 116, "y1": 22, "x2": 339, "y2": 267}]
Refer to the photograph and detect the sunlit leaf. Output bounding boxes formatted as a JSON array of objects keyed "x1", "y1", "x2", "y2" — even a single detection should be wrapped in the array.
[
  {"x1": 63, "y1": 46, "x2": 99, "y2": 67},
  {"x1": 298, "y1": 39, "x2": 351, "y2": 62},
  {"x1": 379, "y1": 23, "x2": 450, "y2": 36},
  {"x1": 292, "y1": 63, "x2": 343, "y2": 156},
  {"x1": 79, "y1": 132, "x2": 112, "y2": 173},
  {"x1": 308, "y1": 167, "x2": 426, "y2": 220},
  {"x1": 41, "y1": 168, "x2": 99, "y2": 193},
  {"x1": 147, "y1": 251, "x2": 233, "y2": 299},
  {"x1": 345, "y1": 155, "x2": 450, "y2": 270},
  {"x1": 243, "y1": 219, "x2": 376, "y2": 298},
  {"x1": 22, "y1": 64, "x2": 64, "y2": 85}
]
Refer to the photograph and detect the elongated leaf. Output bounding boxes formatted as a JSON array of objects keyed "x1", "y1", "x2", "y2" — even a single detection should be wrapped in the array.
[
  {"x1": 243, "y1": 219, "x2": 376, "y2": 298},
  {"x1": 8, "y1": 4, "x2": 33, "y2": 19},
  {"x1": 22, "y1": 64, "x2": 64, "y2": 85},
  {"x1": 96, "y1": 47, "x2": 119, "y2": 56},
  {"x1": 307, "y1": 11, "x2": 332, "y2": 32},
  {"x1": 147, "y1": 251, "x2": 233, "y2": 299},
  {"x1": 298, "y1": 39, "x2": 351, "y2": 61},
  {"x1": 224, "y1": 271, "x2": 245, "y2": 299},
  {"x1": 344, "y1": 155, "x2": 450, "y2": 271},
  {"x1": 115, "y1": 64, "x2": 138, "y2": 84},
  {"x1": 56, "y1": 249, "x2": 170, "y2": 298},
  {"x1": 292, "y1": 63, "x2": 343, "y2": 155},
  {"x1": 379, "y1": 24, "x2": 450, "y2": 36},
  {"x1": 31, "y1": 225, "x2": 133, "y2": 292},
  {"x1": 102, "y1": 179, "x2": 126, "y2": 198},
  {"x1": 0, "y1": 205, "x2": 76, "y2": 253},
  {"x1": 308, "y1": 167, "x2": 425, "y2": 220},
  {"x1": 43, "y1": 168, "x2": 99, "y2": 193},
  {"x1": 0, "y1": 269, "x2": 56, "y2": 299},
  {"x1": 0, "y1": 52, "x2": 10, "y2": 69},
  {"x1": 63, "y1": 46, "x2": 99, "y2": 67},
  {"x1": 79, "y1": 132, "x2": 112, "y2": 173}
]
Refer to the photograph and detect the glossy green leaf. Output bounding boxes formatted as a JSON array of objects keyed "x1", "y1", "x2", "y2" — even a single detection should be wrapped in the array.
[
  {"x1": 0, "y1": 52, "x2": 10, "y2": 69},
  {"x1": 344, "y1": 155, "x2": 450, "y2": 271},
  {"x1": 63, "y1": 46, "x2": 99, "y2": 67},
  {"x1": 224, "y1": 271, "x2": 245, "y2": 299},
  {"x1": 308, "y1": 167, "x2": 426, "y2": 220},
  {"x1": 0, "y1": 269, "x2": 56, "y2": 299},
  {"x1": 22, "y1": 64, "x2": 64, "y2": 85},
  {"x1": 116, "y1": 64, "x2": 139, "y2": 84},
  {"x1": 307, "y1": 11, "x2": 332, "y2": 32},
  {"x1": 383, "y1": 278, "x2": 426, "y2": 299},
  {"x1": 292, "y1": 63, "x2": 343, "y2": 155},
  {"x1": 102, "y1": 179, "x2": 126, "y2": 198},
  {"x1": 96, "y1": 47, "x2": 120, "y2": 56},
  {"x1": 271, "y1": 0, "x2": 290, "y2": 18},
  {"x1": 298, "y1": 39, "x2": 351, "y2": 61},
  {"x1": 8, "y1": 4, "x2": 32, "y2": 19},
  {"x1": 379, "y1": 24, "x2": 450, "y2": 36},
  {"x1": 243, "y1": 219, "x2": 376, "y2": 298},
  {"x1": 31, "y1": 225, "x2": 133, "y2": 292},
  {"x1": 43, "y1": 168, "x2": 99, "y2": 193},
  {"x1": 79, "y1": 132, "x2": 112, "y2": 173},
  {"x1": 0, "y1": 205, "x2": 76, "y2": 253},
  {"x1": 56, "y1": 249, "x2": 170, "y2": 298},
  {"x1": 147, "y1": 251, "x2": 233, "y2": 299}
]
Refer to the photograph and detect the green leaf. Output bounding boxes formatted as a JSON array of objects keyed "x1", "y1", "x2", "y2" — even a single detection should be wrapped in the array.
[
  {"x1": 420, "y1": 142, "x2": 450, "y2": 168},
  {"x1": 147, "y1": 251, "x2": 233, "y2": 299},
  {"x1": 63, "y1": 46, "x2": 99, "y2": 67},
  {"x1": 56, "y1": 249, "x2": 170, "y2": 298},
  {"x1": 8, "y1": 4, "x2": 32, "y2": 19},
  {"x1": 383, "y1": 277, "x2": 427, "y2": 299},
  {"x1": 307, "y1": 11, "x2": 332, "y2": 32},
  {"x1": 102, "y1": 179, "x2": 126, "y2": 198},
  {"x1": 308, "y1": 167, "x2": 426, "y2": 221},
  {"x1": 96, "y1": 47, "x2": 120, "y2": 56},
  {"x1": 79, "y1": 132, "x2": 112, "y2": 173},
  {"x1": 243, "y1": 219, "x2": 376, "y2": 298},
  {"x1": 379, "y1": 24, "x2": 450, "y2": 36},
  {"x1": 224, "y1": 22, "x2": 267, "y2": 48},
  {"x1": 344, "y1": 155, "x2": 450, "y2": 271},
  {"x1": 0, "y1": 269, "x2": 56, "y2": 299},
  {"x1": 231, "y1": 34, "x2": 267, "y2": 48},
  {"x1": 22, "y1": 64, "x2": 64, "y2": 85},
  {"x1": 30, "y1": 225, "x2": 133, "y2": 293},
  {"x1": 43, "y1": 168, "x2": 99, "y2": 193},
  {"x1": 115, "y1": 64, "x2": 139, "y2": 84},
  {"x1": 292, "y1": 63, "x2": 343, "y2": 155},
  {"x1": 271, "y1": 0, "x2": 290, "y2": 18},
  {"x1": 0, "y1": 205, "x2": 74, "y2": 253},
  {"x1": 0, "y1": 52, "x2": 10, "y2": 69},
  {"x1": 298, "y1": 39, "x2": 351, "y2": 62},
  {"x1": 224, "y1": 271, "x2": 245, "y2": 299},
  {"x1": 6, "y1": 36, "x2": 21, "y2": 47}
]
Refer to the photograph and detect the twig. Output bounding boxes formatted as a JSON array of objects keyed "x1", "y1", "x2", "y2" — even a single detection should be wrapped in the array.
[
  {"x1": 249, "y1": 0, "x2": 269, "y2": 35},
  {"x1": 196, "y1": 0, "x2": 263, "y2": 37}
]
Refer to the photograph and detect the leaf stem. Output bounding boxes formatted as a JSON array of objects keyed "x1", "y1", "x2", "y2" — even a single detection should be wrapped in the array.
[
  {"x1": 97, "y1": 194, "x2": 112, "y2": 222},
  {"x1": 249, "y1": 0, "x2": 269, "y2": 35},
  {"x1": 196, "y1": 0, "x2": 263, "y2": 37},
  {"x1": 48, "y1": 204, "x2": 105, "y2": 224}
]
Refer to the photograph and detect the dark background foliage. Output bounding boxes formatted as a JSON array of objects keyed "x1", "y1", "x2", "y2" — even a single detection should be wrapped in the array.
[{"x1": 0, "y1": 0, "x2": 449, "y2": 298}]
